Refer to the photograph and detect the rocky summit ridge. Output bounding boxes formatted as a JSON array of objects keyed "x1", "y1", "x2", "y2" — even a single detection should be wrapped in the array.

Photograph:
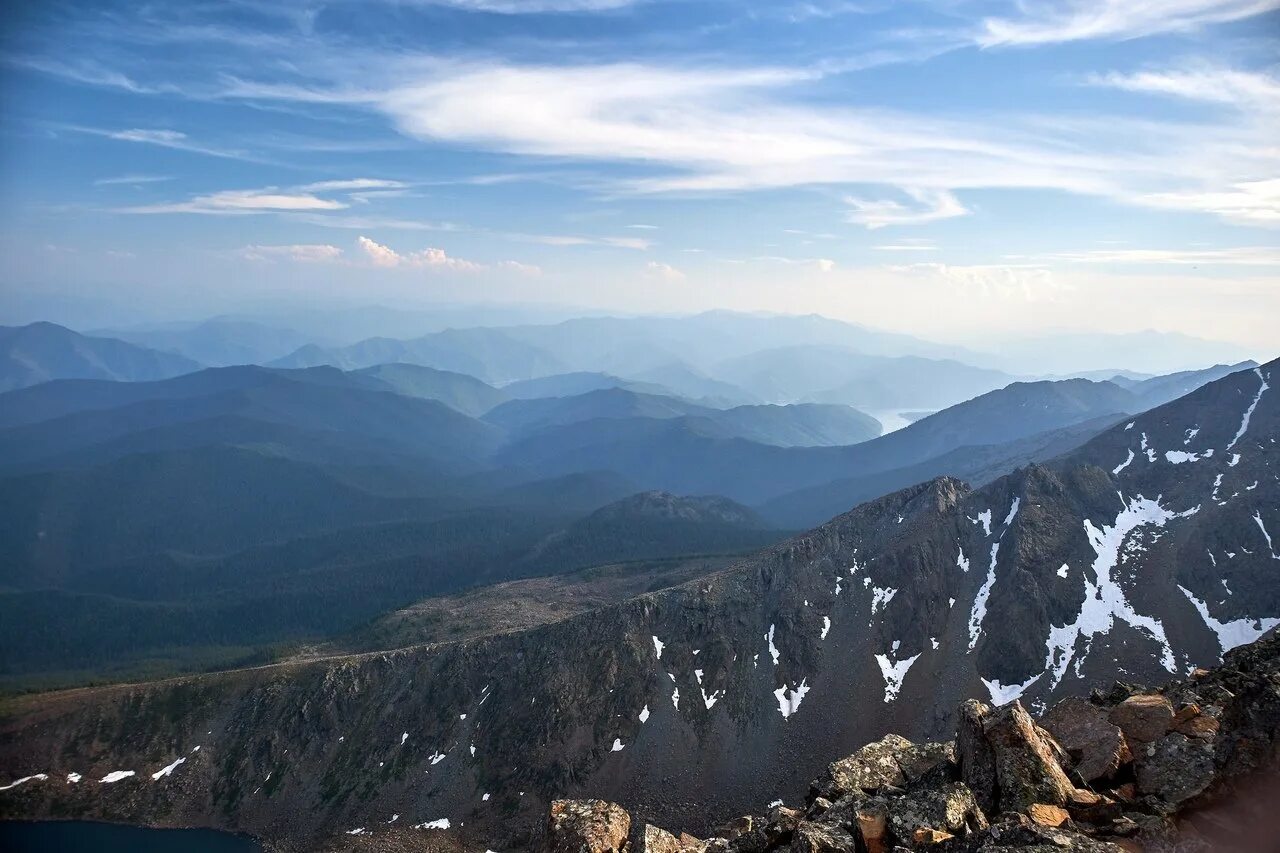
[{"x1": 543, "y1": 635, "x2": 1280, "y2": 853}]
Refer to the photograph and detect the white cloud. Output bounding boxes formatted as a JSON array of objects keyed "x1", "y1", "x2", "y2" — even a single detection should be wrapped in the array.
[
  {"x1": 1141, "y1": 178, "x2": 1280, "y2": 227},
  {"x1": 976, "y1": 0, "x2": 1280, "y2": 46},
  {"x1": 121, "y1": 189, "x2": 347, "y2": 214},
  {"x1": 873, "y1": 243, "x2": 938, "y2": 251},
  {"x1": 1087, "y1": 66, "x2": 1280, "y2": 111},
  {"x1": 844, "y1": 188, "x2": 969, "y2": 229},
  {"x1": 516, "y1": 233, "x2": 652, "y2": 250},
  {"x1": 747, "y1": 255, "x2": 837, "y2": 271},
  {"x1": 357, "y1": 235, "x2": 406, "y2": 267},
  {"x1": 356, "y1": 235, "x2": 519, "y2": 272},
  {"x1": 1041, "y1": 245, "x2": 1280, "y2": 265},
  {"x1": 646, "y1": 260, "x2": 685, "y2": 280},
  {"x1": 297, "y1": 178, "x2": 409, "y2": 192},
  {"x1": 888, "y1": 262, "x2": 1063, "y2": 301},
  {"x1": 93, "y1": 174, "x2": 173, "y2": 186},
  {"x1": 404, "y1": 0, "x2": 639, "y2": 11},
  {"x1": 240, "y1": 244, "x2": 344, "y2": 262}
]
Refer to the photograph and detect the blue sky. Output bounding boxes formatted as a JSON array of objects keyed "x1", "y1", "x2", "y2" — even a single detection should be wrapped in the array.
[{"x1": 1, "y1": 0, "x2": 1277, "y2": 348}]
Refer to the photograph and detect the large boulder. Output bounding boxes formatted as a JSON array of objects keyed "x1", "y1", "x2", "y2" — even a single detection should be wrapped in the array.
[
  {"x1": 1107, "y1": 693, "x2": 1173, "y2": 744},
  {"x1": 1133, "y1": 732, "x2": 1217, "y2": 811},
  {"x1": 546, "y1": 799, "x2": 632, "y2": 853},
  {"x1": 789, "y1": 822, "x2": 857, "y2": 853},
  {"x1": 884, "y1": 782, "x2": 989, "y2": 842},
  {"x1": 983, "y1": 700, "x2": 1076, "y2": 814},
  {"x1": 638, "y1": 824, "x2": 698, "y2": 853},
  {"x1": 1040, "y1": 697, "x2": 1132, "y2": 783},
  {"x1": 957, "y1": 699, "x2": 998, "y2": 815},
  {"x1": 815, "y1": 734, "x2": 912, "y2": 799}
]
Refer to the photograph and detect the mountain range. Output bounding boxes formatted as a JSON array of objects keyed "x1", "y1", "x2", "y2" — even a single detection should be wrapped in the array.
[{"x1": 0, "y1": 358, "x2": 1274, "y2": 850}]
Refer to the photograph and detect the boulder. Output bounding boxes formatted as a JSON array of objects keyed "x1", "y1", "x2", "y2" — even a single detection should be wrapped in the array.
[
  {"x1": 983, "y1": 700, "x2": 1076, "y2": 814},
  {"x1": 853, "y1": 801, "x2": 890, "y2": 853},
  {"x1": 789, "y1": 822, "x2": 858, "y2": 853},
  {"x1": 546, "y1": 799, "x2": 632, "y2": 853},
  {"x1": 1027, "y1": 803, "x2": 1070, "y2": 827},
  {"x1": 1134, "y1": 732, "x2": 1216, "y2": 810},
  {"x1": 1107, "y1": 694, "x2": 1173, "y2": 744},
  {"x1": 957, "y1": 699, "x2": 998, "y2": 815},
  {"x1": 885, "y1": 782, "x2": 988, "y2": 842},
  {"x1": 815, "y1": 734, "x2": 913, "y2": 799},
  {"x1": 638, "y1": 824, "x2": 696, "y2": 853},
  {"x1": 912, "y1": 827, "x2": 954, "y2": 845},
  {"x1": 1040, "y1": 697, "x2": 1132, "y2": 782}
]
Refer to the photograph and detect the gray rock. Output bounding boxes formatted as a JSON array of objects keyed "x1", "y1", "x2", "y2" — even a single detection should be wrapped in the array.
[
  {"x1": 957, "y1": 699, "x2": 998, "y2": 815},
  {"x1": 885, "y1": 781, "x2": 989, "y2": 842},
  {"x1": 1040, "y1": 697, "x2": 1132, "y2": 783},
  {"x1": 983, "y1": 701, "x2": 1076, "y2": 814},
  {"x1": 790, "y1": 822, "x2": 858, "y2": 853},
  {"x1": 1108, "y1": 693, "x2": 1174, "y2": 744},
  {"x1": 1134, "y1": 732, "x2": 1216, "y2": 810},
  {"x1": 546, "y1": 799, "x2": 632, "y2": 853},
  {"x1": 815, "y1": 734, "x2": 913, "y2": 799}
]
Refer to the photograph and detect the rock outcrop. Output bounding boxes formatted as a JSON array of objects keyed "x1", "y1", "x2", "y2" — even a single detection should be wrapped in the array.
[{"x1": 544, "y1": 635, "x2": 1280, "y2": 852}]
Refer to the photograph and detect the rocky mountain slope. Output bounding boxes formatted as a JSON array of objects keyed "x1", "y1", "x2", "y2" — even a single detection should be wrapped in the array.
[
  {"x1": 0, "y1": 322, "x2": 200, "y2": 392},
  {"x1": 542, "y1": 635, "x2": 1280, "y2": 852},
  {"x1": 0, "y1": 360, "x2": 1275, "y2": 851}
]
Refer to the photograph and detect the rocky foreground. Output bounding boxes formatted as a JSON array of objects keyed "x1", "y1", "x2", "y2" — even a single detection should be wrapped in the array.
[{"x1": 541, "y1": 635, "x2": 1280, "y2": 852}]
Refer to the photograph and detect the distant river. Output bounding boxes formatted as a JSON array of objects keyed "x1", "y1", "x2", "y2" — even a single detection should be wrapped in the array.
[{"x1": 0, "y1": 821, "x2": 262, "y2": 852}]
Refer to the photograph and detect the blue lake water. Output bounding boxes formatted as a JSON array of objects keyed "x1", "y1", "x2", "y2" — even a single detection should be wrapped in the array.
[{"x1": 0, "y1": 821, "x2": 262, "y2": 852}]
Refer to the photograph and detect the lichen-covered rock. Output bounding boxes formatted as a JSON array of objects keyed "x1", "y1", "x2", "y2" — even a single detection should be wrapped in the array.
[
  {"x1": 815, "y1": 734, "x2": 913, "y2": 799},
  {"x1": 789, "y1": 822, "x2": 857, "y2": 853},
  {"x1": 957, "y1": 699, "x2": 998, "y2": 815},
  {"x1": 1107, "y1": 694, "x2": 1173, "y2": 745},
  {"x1": 639, "y1": 824, "x2": 692, "y2": 853},
  {"x1": 852, "y1": 800, "x2": 890, "y2": 853},
  {"x1": 1133, "y1": 732, "x2": 1216, "y2": 810},
  {"x1": 955, "y1": 819, "x2": 1129, "y2": 851},
  {"x1": 983, "y1": 701, "x2": 1076, "y2": 814},
  {"x1": 885, "y1": 782, "x2": 988, "y2": 843},
  {"x1": 546, "y1": 799, "x2": 631, "y2": 853},
  {"x1": 1040, "y1": 697, "x2": 1131, "y2": 783}
]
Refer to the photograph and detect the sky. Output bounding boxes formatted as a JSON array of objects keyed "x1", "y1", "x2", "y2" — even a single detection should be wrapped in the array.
[{"x1": 0, "y1": 0, "x2": 1278, "y2": 349}]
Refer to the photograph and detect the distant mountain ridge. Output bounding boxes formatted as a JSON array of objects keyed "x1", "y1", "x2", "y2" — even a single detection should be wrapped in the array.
[{"x1": 0, "y1": 322, "x2": 200, "y2": 392}]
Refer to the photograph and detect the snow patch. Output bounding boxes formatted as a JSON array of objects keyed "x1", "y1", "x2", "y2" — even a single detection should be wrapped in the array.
[
  {"x1": 1254, "y1": 512, "x2": 1280, "y2": 558},
  {"x1": 1057, "y1": 564, "x2": 1069, "y2": 579},
  {"x1": 638, "y1": 705, "x2": 650, "y2": 723},
  {"x1": 930, "y1": 637, "x2": 939, "y2": 649},
  {"x1": 652, "y1": 636, "x2": 664, "y2": 659},
  {"x1": 983, "y1": 673, "x2": 1043, "y2": 705},
  {"x1": 1179, "y1": 586, "x2": 1280, "y2": 655},
  {"x1": 1003, "y1": 497, "x2": 1021, "y2": 527},
  {"x1": 956, "y1": 546, "x2": 970, "y2": 573},
  {"x1": 67, "y1": 773, "x2": 81, "y2": 783},
  {"x1": 820, "y1": 615, "x2": 831, "y2": 639},
  {"x1": 151, "y1": 757, "x2": 185, "y2": 781},
  {"x1": 1229, "y1": 453, "x2": 1241, "y2": 467},
  {"x1": 1225, "y1": 368, "x2": 1269, "y2": 451},
  {"x1": 1112, "y1": 449, "x2": 1134, "y2": 475},
  {"x1": 100, "y1": 771, "x2": 135, "y2": 784},
  {"x1": 671, "y1": 686, "x2": 680, "y2": 709},
  {"x1": 875, "y1": 652, "x2": 921, "y2": 702},
  {"x1": 967, "y1": 543, "x2": 1000, "y2": 650},
  {"x1": 1184, "y1": 427, "x2": 1200, "y2": 445},
  {"x1": 610, "y1": 738, "x2": 624, "y2": 752},
  {"x1": 1165, "y1": 449, "x2": 1212, "y2": 464},
  {"x1": 971, "y1": 509, "x2": 993, "y2": 536},
  {"x1": 766, "y1": 624, "x2": 780, "y2": 665},
  {"x1": 413, "y1": 818, "x2": 451, "y2": 830},
  {"x1": 870, "y1": 586, "x2": 897, "y2": 615},
  {"x1": 773, "y1": 680, "x2": 810, "y2": 718},
  {"x1": 1042, "y1": 495, "x2": 1196, "y2": 687},
  {"x1": 0, "y1": 774, "x2": 47, "y2": 791}
]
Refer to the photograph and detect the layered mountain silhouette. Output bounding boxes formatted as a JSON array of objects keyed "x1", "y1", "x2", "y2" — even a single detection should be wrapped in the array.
[
  {"x1": 0, "y1": 322, "x2": 200, "y2": 392},
  {"x1": 0, "y1": 359, "x2": 1273, "y2": 850}
]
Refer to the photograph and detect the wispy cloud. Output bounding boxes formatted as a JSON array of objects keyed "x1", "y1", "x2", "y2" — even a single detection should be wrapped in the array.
[
  {"x1": 93, "y1": 174, "x2": 173, "y2": 186},
  {"x1": 121, "y1": 189, "x2": 347, "y2": 215},
  {"x1": 240, "y1": 243, "x2": 344, "y2": 262},
  {"x1": 976, "y1": 0, "x2": 1280, "y2": 46},
  {"x1": 1040, "y1": 245, "x2": 1280, "y2": 265},
  {"x1": 1086, "y1": 66, "x2": 1280, "y2": 111},
  {"x1": 844, "y1": 188, "x2": 968, "y2": 229},
  {"x1": 888, "y1": 262, "x2": 1063, "y2": 301},
  {"x1": 646, "y1": 260, "x2": 685, "y2": 280}
]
